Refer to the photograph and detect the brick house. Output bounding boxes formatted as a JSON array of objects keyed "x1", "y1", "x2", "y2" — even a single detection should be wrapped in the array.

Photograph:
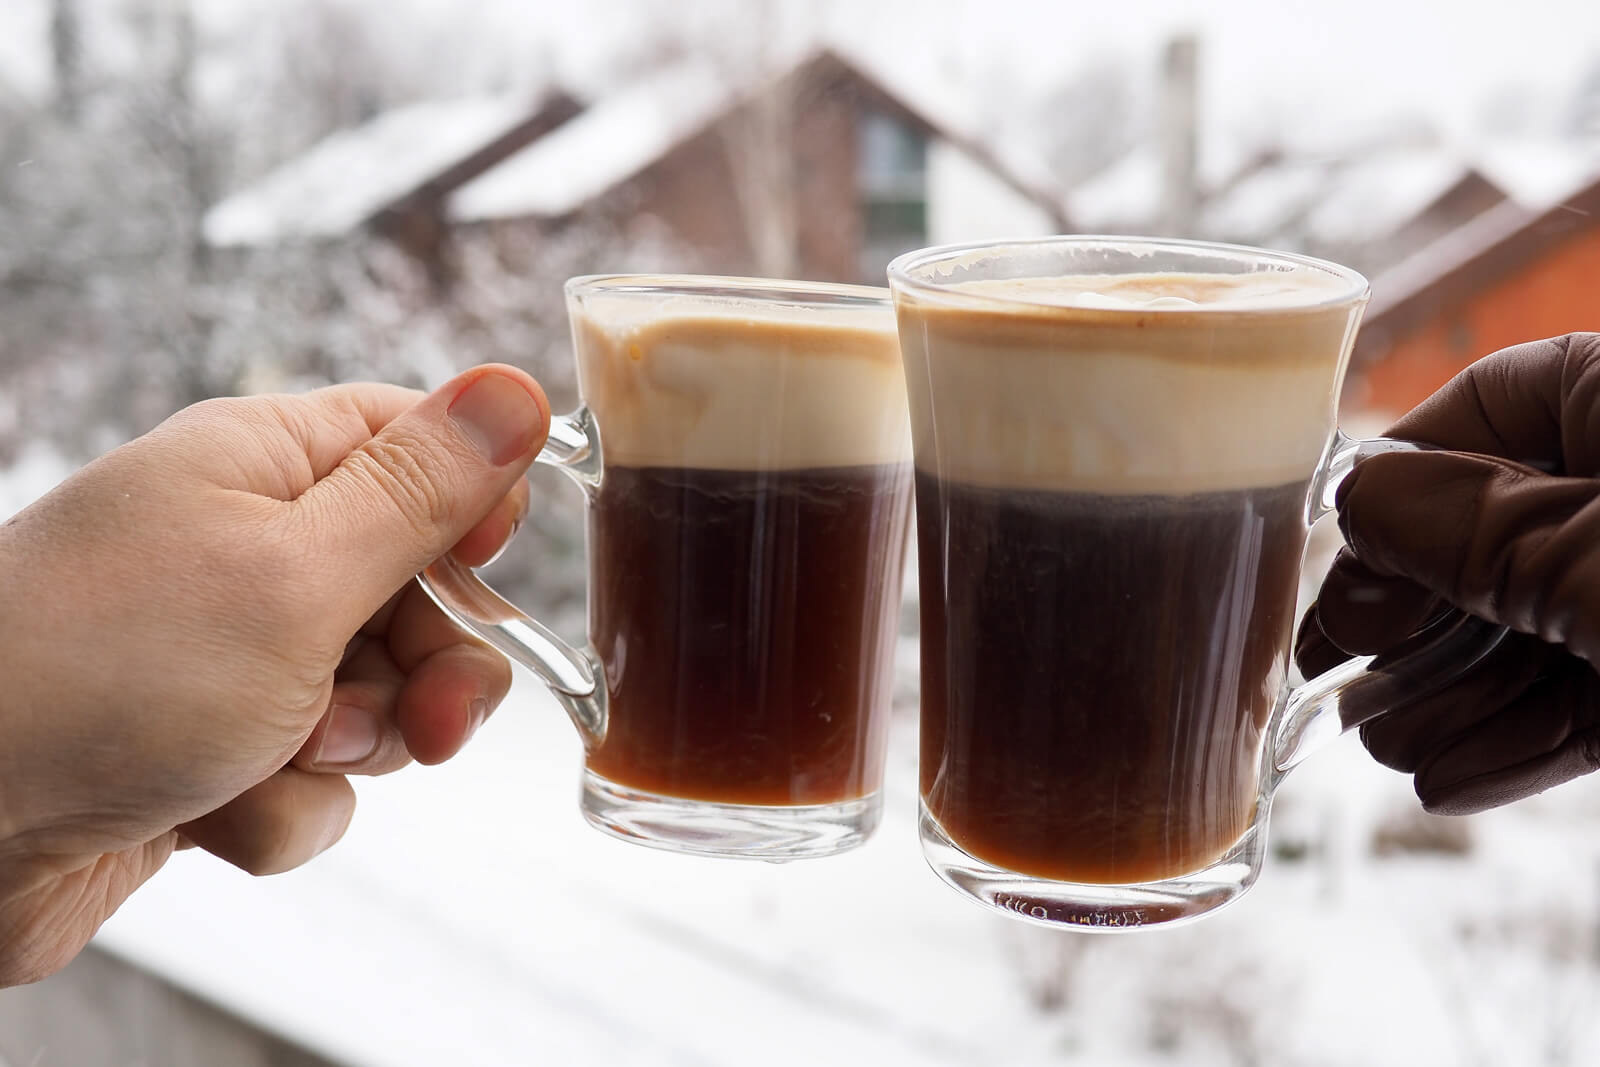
[{"x1": 1345, "y1": 170, "x2": 1600, "y2": 417}]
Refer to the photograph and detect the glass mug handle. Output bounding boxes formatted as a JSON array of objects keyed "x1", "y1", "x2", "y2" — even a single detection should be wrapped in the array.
[
  {"x1": 414, "y1": 407, "x2": 608, "y2": 744},
  {"x1": 1271, "y1": 430, "x2": 1509, "y2": 777}
]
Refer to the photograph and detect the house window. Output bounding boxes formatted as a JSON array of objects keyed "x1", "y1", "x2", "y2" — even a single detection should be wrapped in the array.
[{"x1": 858, "y1": 110, "x2": 927, "y2": 282}]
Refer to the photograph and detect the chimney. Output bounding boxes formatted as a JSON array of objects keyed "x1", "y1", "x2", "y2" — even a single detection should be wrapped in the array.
[
  {"x1": 50, "y1": 0, "x2": 82, "y2": 122},
  {"x1": 1158, "y1": 34, "x2": 1200, "y2": 234}
]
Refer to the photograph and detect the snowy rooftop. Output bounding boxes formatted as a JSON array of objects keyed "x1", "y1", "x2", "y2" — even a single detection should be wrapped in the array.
[
  {"x1": 204, "y1": 92, "x2": 548, "y2": 247},
  {"x1": 831, "y1": 45, "x2": 1068, "y2": 222},
  {"x1": 449, "y1": 47, "x2": 1069, "y2": 228},
  {"x1": 1469, "y1": 136, "x2": 1600, "y2": 209},
  {"x1": 1301, "y1": 147, "x2": 1484, "y2": 245},
  {"x1": 1365, "y1": 162, "x2": 1600, "y2": 326},
  {"x1": 448, "y1": 61, "x2": 732, "y2": 223}
]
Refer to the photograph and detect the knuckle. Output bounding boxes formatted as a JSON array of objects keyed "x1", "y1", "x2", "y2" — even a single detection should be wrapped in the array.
[
  {"x1": 176, "y1": 395, "x2": 254, "y2": 427},
  {"x1": 355, "y1": 434, "x2": 459, "y2": 537}
]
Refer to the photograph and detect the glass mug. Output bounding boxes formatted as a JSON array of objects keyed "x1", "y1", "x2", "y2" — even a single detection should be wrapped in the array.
[
  {"x1": 888, "y1": 236, "x2": 1504, "y2": 929},
  {"x1": 420, "y1": 275, "x2": 914, "y2": 860}
]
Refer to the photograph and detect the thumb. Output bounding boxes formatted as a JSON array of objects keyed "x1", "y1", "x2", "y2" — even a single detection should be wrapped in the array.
[
  {"x1": 300, "y1": 364, "x2": 549, "y2": 614},
  {"x1": 1338, "y1": 449, "x2": 1600, "y2": 657}
]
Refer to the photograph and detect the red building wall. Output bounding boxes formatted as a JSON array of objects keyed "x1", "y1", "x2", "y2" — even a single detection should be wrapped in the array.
[{"x1": 1349, "y1": 224, "x2": 1600, "y2": 417}]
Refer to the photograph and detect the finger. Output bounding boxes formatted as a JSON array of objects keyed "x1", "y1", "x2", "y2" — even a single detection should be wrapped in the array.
[
  {"x1": 179, "y1": 768, "x2": 356, "y2": 877},
  {"x1": 450, "y1": 476, "x2": 530, "y2": 568},
  {"x1": 1336, "y1": 450, "x2": 1600, "y2": 651},
  {"x1": 1310, "y1": 548, "x2": 1441, "y2": 656},
  {"x1": 355, "y1": 478, "x2": 528, "y2": 634},
  {"x1": 1358, "y1": 633, "x2": 1559, "y2": 772},
  {"x1": 371, "y1": 583, "x2": 512, "y2": 763},
  {"x1": 396, "y1": 643, "x2": 512, "y2": 765},
  {"x1": 297, "y1": 365, "x2": 550, "y2": 633},
  {"x1": 1383, "y1": 335, "x2": 1578, "y2": 466},
  {"x1": 1413, "y1": 657, "x2": 1600, "y2": 814},
  {"x1": 292, "y1": 637, "x2": 413, "y2": 775},
  {"x1": 385, "y1": 580, "x2": 500, "y2": 671},
  {"x1": 1293, "y1": 604, "x2": 1351, "y2": 678}
]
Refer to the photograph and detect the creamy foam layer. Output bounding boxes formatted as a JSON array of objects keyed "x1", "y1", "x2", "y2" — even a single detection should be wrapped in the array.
[
  {"x1": 897, "y1": 272, "x2": 1362, "y2": 494},
  {"x1": 951, "y1": 270, "x2": 1359, "y2": 312},
  {"x1": 573, "y1": 292, "x2": 909, "y2": 470}
]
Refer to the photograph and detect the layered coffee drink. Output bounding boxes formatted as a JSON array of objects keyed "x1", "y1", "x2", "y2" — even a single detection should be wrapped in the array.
[
  {"x1": 572, "y1": 292, "x2": 912, "y2": 807},
  {"x1": 899, "y1": 271, "x2": 1357, "y2": 884}
]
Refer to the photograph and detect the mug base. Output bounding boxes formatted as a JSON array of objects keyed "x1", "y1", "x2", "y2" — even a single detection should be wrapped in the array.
[
  {"x1": 918, "y1": 804, "x2": 1262, "y2": 931},
  {"x1": 580, "y1": 770, "x2": 882, "y2": 861}
]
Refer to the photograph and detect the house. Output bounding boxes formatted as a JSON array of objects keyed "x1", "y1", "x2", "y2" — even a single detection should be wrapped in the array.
[
  {"x1": 1345, "y1": 166, "x2": 1600, "y2": 418},
  {"x1": 1068, "y1": 137, "x2": 1540, "y2": 280},
  {"x1": 446, "y1": 47, "x2": 1070, "y2": 285},
  {"x1": 1168, "y1": 142, "x2": 1504, "y2": 277},
  {"x1": 201, "y1": 88, "x2": 583, "y2": 274}
]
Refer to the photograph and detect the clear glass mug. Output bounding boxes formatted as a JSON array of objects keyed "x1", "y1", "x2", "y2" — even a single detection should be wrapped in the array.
[
  {"x1": 888, "y1": 236, "x2": 1505, "y2": 928},
  {"x1": 421, "y1": 275, "x2": 914, "y2": 860}
]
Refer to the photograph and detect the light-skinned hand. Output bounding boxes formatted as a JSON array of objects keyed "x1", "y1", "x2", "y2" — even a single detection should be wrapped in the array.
[{"x1": 0, "y1": 364, "x2": 548, "y2": 986}]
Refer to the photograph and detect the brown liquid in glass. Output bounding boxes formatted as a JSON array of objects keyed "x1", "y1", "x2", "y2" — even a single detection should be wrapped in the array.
[
  {"x1": 917, "y1": 473, "x2": 1307, "y2": 883},
  {"x1": 586, "y1": 463, "x2": 912, "y2": 806}
]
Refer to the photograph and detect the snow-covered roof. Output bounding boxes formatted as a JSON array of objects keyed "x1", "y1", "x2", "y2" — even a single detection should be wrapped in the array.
[
  {"x1": 204, "y1": 92, "x2": 548, "y2": 247},
  {"x1": 449, "y1": 62, "x2": 732, "y2": 223},
  {"x1": 449, "y1": 47, "x2": 1070, "y2": 228},
  {"x1": 1302, "y1": 147, "x2": 1483, "y2": 245},
  {"x1": 1364, "y1": 164, "x2": 1600, "y2": 328},
  {"x1": 830, "y1": 46, "x2": 1067, "y2": 222},
  {"x1": 1469, "y1": 136, "x2": 1600, "y2": 208}
]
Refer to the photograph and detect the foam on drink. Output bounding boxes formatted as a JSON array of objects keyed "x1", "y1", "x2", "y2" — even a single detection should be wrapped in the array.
[
  {"x1": 896, "y1": 271, "x2": 1362, "y2": 495},
  {"x1": 572, "y1": 289, "x2": 910, "y2": 472}
]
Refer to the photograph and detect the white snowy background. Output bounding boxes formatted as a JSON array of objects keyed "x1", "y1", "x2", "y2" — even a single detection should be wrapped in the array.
[{"x1": 3, "y1": 1, "x2": 1600, "y2": 1064}]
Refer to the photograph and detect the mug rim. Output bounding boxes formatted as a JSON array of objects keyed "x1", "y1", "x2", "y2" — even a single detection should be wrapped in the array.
[
  {"x1": 565, "y1": 272, "x2": 891, "y2": 308},
  {"x1": 886, "y1": 234, "x2": 1371, "y2": 315}
]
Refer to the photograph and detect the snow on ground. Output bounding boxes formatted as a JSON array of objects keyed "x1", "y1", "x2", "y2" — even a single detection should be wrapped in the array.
[{"x1": 93, "y1": 675, "x2": 1600, "y2": 1067}]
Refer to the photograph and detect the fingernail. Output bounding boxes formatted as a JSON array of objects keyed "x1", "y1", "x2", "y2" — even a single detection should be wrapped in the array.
[
  {"x1": 448, "y1": 371, "x2": 545, "y2": 466},
  {"x1": 314, "y1": 705, "x2": 381, "y2": 767},
  {"x1": 482, "y1": 521, "x2": 519, "y2": 568},
  {"x1": 465, "y1": 697, "x2": 491, "y2": 743}
]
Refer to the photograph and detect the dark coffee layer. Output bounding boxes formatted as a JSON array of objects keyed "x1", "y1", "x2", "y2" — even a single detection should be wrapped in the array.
[
  {"x1": 917, "y1": 473, "x2": 1307, "y2": 884},
  {"x1": 586, "y1": 463, "x2": 912, "y2": 806}
]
